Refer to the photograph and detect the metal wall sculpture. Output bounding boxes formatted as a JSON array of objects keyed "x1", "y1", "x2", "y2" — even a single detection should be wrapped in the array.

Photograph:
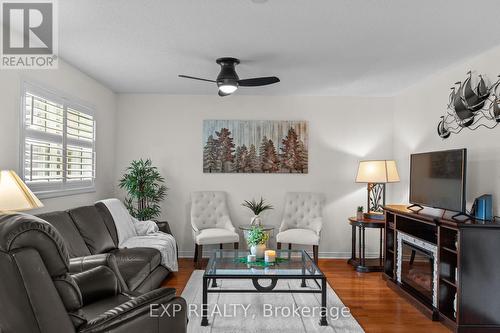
[{"x1": 437, "y1": 71, "x2": 500, "y2": 138}]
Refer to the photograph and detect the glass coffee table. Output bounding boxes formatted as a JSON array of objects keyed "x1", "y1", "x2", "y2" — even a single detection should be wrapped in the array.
[{"x1": 201, "y1": 249, "x2": 328, "y2": 326}]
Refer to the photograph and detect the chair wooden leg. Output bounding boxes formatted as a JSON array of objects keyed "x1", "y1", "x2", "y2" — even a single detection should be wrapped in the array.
[
  {"x1": 220, "y1": 244, "x2": 223, "y2": 249},
  {"x1": 196, "y1": 244, "x2": 203, "y2": 269},
  {"x1": 277, "y1": 242, "x2": 281, "y2": 250},
  {"x1": 313, "y1": 245, "x2": 319, "y2": 264},
  {"x1": 193, "y1": 243, "x2": 198, "y2": 263},
  {"x1": 234, "y1": 242, "x2": 239, "y2": 250}
]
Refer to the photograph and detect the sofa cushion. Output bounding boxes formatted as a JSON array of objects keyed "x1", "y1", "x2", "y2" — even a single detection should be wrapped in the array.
[
  {"x1": 112, "y1": 248, "x2": 161, "y2": 291},
  {"x1": 68, "y1": 206, "x2": 116, "y2": 255},
  {"x1": 94, "y1": 202, "x2": 119, "y2": 247},
  {"x1": 74, "y1": 288, "x2": 178, "y2": 331},
  {"x1": 37, "y1": 211, "x2": 91, "y2": 258},
  {"x1": 118, "y1": 260, "x2": 151, "y2": 291},
  {"x1": 73, "y1": 294, "x2": 131, "y2": 323},
  {"x1": 111, "y1": 248, "x2": 161, "y2": 269},
  {"x1": 134, "y1": 266, "x2": 170, "y2": 294}
]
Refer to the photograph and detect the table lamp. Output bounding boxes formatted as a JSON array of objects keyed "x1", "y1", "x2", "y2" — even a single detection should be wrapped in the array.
[
  {"x1": 355, "y1": 160, "x2": 399, "y2": 220},
  {"x1": 0, "y1": 170, "x2": 43, "y2": 214}
]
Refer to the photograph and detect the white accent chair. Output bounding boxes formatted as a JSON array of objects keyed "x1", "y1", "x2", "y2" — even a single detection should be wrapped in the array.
[
  {"x1": 191, "y1": 191, "x2": 239, "y2": 268},
  {"x1": 276, "y1": 192, "x2": 325, "y2": 263}
]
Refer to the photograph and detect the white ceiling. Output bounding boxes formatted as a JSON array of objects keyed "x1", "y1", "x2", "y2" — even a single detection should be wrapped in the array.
[{"x1": 59, "y1": 0, "x2": 500, "y2": 96}]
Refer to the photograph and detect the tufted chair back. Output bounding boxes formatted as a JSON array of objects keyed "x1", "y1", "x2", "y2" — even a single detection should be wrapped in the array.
[
  {"x1": 191, "y1": 191, "x2": 233, "y2": 231},
  {"x1": 279, "y1": 192, "x2": 325, "y2": 234}
]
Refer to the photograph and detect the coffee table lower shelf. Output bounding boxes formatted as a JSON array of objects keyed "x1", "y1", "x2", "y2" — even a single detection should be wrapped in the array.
[{"x1": 201, "y1": 274, "x2": 328, "y2": 327}]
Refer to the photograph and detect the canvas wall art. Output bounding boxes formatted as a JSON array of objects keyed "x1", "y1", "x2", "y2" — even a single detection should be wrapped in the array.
[{"x1": 203, "y1": 120, "x2": 308, "y2": 174}]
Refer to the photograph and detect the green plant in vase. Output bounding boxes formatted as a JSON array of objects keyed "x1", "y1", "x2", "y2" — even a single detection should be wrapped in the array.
[
  {"x1": 247, "y1": 226, "x2": 270, "y2": 259},
  {"x1": 357, "y1": 206, "x2": 364, "y2": 220},
  {"x1": 119, "y1": 158, "x2": 167, "y2": 221},
  {"x1": 242, "y1": 197, "x2": 273, "y2": 226}
]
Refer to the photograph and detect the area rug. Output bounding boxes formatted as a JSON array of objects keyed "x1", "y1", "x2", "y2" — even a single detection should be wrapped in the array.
[{"x1": 181, "y1": 270, "x2": 364, "y2": 333}]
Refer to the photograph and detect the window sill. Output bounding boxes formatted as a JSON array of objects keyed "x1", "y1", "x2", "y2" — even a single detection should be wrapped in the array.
[{"x1": 34, "y1": 186, "x2": 96, "y2": 199}]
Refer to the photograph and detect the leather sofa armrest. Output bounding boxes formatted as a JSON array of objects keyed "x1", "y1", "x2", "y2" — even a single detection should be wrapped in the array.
[
  {"x1": 72, "y1": 266, "x2": 120, "y2": 306},
  {"x1": 78, "y1": 288, "x2": 187, "y2": 333},
  {"x1": 155, "y1": 220, "x2": 179, "y2": 259},
  {"x1": 154, "y1": 220, "x2": 172, "y2": 235},
  {"x1": 70, "y1": 253, "x2": 128, "y2": 292}
]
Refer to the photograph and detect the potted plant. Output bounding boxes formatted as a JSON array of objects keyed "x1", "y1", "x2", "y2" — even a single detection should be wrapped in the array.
[
  {"x1": 247, "y1": 226, "x2": 269, "y2": 258},
  {"x1": 119, "y1": 158, "x2": 167, "y2": 221},
  {"x1": 242, "y1": 197, "x2": 274, "y2": 226},
  {"x1": 357, "y1": 206, "x2": 364, "y2": 220}
]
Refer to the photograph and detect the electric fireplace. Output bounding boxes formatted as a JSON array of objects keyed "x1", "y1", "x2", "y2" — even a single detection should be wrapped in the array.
[
  {"x1": 385, "y1": 205, "x2": 500, "y2": 331},
  {"x1": 396, "y1": 232, "x2": 438, "y2": 307}
]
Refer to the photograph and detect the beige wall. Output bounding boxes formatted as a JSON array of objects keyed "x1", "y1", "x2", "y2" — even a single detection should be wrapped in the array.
[
  {"x1": 114, "y1": 94, "x2": 394, "y2": 257},
  {"x1": 0, "y1": 60, "x2": 117, "y2": 212}
]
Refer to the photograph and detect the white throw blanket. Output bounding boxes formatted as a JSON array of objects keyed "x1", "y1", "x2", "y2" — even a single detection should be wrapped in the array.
[{"x1": 98, "y1": 198, "x2": 178, "y2": 272}]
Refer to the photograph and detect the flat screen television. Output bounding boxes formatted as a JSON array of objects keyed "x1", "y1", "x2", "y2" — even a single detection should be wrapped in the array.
[{"x1": 409, "y1": 149, "x2": 467, "y2": 213}]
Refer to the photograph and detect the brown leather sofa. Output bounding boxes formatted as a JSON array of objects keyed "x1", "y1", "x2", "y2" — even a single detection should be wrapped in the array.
[
  {"x1": 0, "y1": 213, "x2": 187, "y2": 333},
  {"x1": 37, "y1": 202, "x2": 171, "y2": 293}
]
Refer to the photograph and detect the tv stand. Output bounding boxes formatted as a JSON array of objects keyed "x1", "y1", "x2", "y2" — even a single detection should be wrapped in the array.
[
  {"x1": 406, "y1": 204, "x2": 424, "y2": 212},
  {"x1": 383, "y1": 205, "x2": 500, "y2": 332},
  {"x1": 451, "y1": 211, "x2": 471, "y2": 221}
]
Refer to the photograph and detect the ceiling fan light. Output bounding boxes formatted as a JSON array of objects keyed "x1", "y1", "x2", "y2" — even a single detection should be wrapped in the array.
[{"x1": 218, "y1": 84, "x2": 238, "y2": 94}]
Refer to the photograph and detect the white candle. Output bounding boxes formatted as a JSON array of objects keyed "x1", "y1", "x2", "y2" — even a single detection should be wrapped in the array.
[
  {"x1": 265, "y1": 250, "x2": 276, "y2": 263},
  {"x1": 247, "y1": 254, "x2": 256, "y2": 262}
]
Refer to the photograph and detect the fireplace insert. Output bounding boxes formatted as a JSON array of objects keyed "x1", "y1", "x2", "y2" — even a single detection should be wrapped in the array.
[
  {"x1": 397, "y1": 232, "x2": 438, "y2": 307},
  {"x1": 401, "y1": 242, "x2": 434, "y2": 304}
]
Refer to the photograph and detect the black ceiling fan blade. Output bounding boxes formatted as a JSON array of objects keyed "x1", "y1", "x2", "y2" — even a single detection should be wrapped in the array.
[
  {"x1": 178, "y1": 75, "x2": 216, "y2": 83},
  {"x1": 238, "y1": 76, "x2": 280, "y2": 87}
]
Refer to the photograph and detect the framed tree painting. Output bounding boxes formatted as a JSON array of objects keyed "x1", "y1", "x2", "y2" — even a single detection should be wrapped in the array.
[{"x1": 203, "y1": 120, "x2": 308, "y2": 174}]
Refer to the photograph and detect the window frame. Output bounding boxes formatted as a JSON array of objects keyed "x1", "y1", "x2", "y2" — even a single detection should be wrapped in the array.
[{"x1": 19, "y1": 81, "x2": 97, "y2": 199}]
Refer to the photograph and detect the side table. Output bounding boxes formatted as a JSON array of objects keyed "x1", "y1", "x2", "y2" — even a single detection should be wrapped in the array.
[{"x1": 347, "y1": 217, "x2": 385, "y2": 273}]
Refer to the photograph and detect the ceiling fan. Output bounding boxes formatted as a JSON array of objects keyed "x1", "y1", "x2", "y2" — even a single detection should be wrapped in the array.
[{"x1": 178, "y1": 57, "x2": 280, "y2": 96}]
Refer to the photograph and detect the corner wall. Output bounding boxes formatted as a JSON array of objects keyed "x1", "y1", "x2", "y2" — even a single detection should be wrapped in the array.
[{"x1": 392, "y1": 45, "x2": 500, "y2": 214}]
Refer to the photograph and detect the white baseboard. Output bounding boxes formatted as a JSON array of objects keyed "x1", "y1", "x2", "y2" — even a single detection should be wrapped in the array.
[{"x1": 178, "y1": 250, "x2": 381, "y2": 259}]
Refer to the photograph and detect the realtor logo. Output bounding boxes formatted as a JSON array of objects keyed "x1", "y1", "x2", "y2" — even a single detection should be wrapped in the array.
[{"x1": 1, "y1": 0, "x2": 58, "y2": 68}]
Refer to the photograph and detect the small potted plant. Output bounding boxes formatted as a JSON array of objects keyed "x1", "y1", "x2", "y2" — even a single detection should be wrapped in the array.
[
  {"x1": 247, "y1": 226, "x2": 269, "y2": 258},
  {"x1": 242, "y1": 197, "x2": 273, "y2": 226},
  {"x1": 357, "y1": 206, "x2": 364, "y2": 220}
]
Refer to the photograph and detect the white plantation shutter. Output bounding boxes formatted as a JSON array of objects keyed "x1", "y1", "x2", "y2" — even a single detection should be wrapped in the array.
[
  {"x1": 67, "y1": 145, "x2": 94, "y2": 181},
  {"x1": 67, "y1": 108, "x2": 95, "y2": 141},
  {"x1": 21, "y1": 83, "x2": 96, "y2": 197},
  {"x1": 24, "y1": 139, "x2": 64, "y2": 183}
]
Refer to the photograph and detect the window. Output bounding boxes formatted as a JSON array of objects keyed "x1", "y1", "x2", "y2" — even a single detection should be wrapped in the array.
[{"x1": 21, "y1": 83, "x2": 96, "y2": 198}]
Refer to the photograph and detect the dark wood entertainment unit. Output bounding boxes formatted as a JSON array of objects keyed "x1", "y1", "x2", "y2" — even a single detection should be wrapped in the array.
[{"x1": 383, "y1": 205, "x2": 500, "y2": 332}]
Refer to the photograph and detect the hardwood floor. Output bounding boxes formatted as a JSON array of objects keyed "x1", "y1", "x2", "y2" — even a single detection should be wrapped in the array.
[{"x1": 162, "y1": 258, "x2": 450, "y2": 333}]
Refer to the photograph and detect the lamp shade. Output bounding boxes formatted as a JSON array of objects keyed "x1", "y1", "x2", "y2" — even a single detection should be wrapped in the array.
[
  {"x1": 355, "y1": 160, "x2": 400, "y2": 183},
  {"x1": 0, "y1": 170, "x2": 43, "y2": 211}
]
